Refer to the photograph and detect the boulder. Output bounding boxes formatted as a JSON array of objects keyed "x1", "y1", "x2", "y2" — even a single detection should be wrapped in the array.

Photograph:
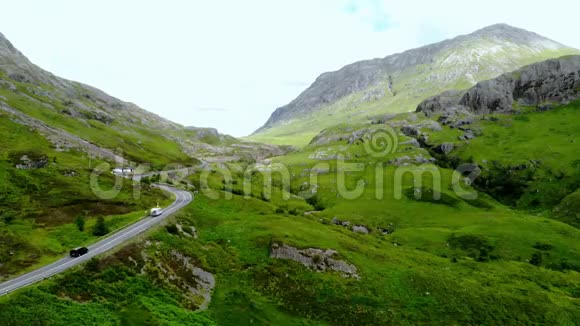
[
  {"x1": 400, "y1": 138, "x2": 421, "y2": 148},
  {"x1": 401, "y1": 125, "x2": 420, "y2": 137},
  {"x1": 352, "y1": 225, "x2": 370, "y2": 234},
  {"x1": 420, "y1": 120, "x2": 443, "y2": 132},
  {"x1": 434, "y1": 143, "x2": 454, "y2": 155}
]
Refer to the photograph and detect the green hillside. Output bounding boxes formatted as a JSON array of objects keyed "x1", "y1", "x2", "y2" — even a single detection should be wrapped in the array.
[
  {"x1": 1, "y1": 25, "x2": 579, "y2": 326},
  {"x1": 3, "y1": 100, "x2": 578, "y2": 325}
]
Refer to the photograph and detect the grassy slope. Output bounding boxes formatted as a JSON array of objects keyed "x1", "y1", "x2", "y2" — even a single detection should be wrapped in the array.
[
  {"x1": 1, "y1": 189, "x2": 577, "y2": 325},
  {"x1": 0, "y1": 75, "x2": 193, "y2": 169},
  {"x1": 0, "y1": 111, "x2": 174, "y2": 280},
  {"x1": 2, "y1": 110, "x2": 579, "y2": 324},
  {"x1": 426, "y1": 101, "x2": 580, "y2": 214},
  {"x1": 0, "y1": 71, "x2": 188, "y2": 279},
  {"x1": 1, "y1": 48, "x2": 579, "y2": 325},
  {"x1": 248, "y1": 47, "x2": 579, "y2": 147}
]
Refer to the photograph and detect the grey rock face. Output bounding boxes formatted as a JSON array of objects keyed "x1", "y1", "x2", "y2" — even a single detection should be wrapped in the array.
[
  {"x1": 169, "y1": 250, "x2": 215, "y2": 310},
  {"x1": 417, "y1": 55, "x2": 580, "y2": 115},
  {"x1": 270, "y1": 243, "x2": 359, "y2": 278}
]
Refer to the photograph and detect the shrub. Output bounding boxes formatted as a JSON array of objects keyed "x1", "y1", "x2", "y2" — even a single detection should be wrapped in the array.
[
  {"x1": 312, "y1": 254, "x2": 323, "y2": 264},
  {"x1": 75, "y1": 216, "x2": 85, "y2": 232},
  {"x1": 530, "y1": 252, "x2": 543, "y2": 266},
  {"x1": 305, "y1": 194, "x2": 325, "y2": 211},
  {"x1": 166, "y1": 224, "x2": 179, "y2": 235},
  {"x1": 448, "y1": 234, "x2": 495, "y2": 262},
  {"x1": 92, "y1": 217, "x2": 109, "y2": 236},
  {"x1": 532, "y1": 242, "x2": 553, "y2": 251}
]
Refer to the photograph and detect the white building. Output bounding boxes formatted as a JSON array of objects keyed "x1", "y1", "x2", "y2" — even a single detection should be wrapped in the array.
[{"x1": 112, "y1": 167, "x2": 134, "y2": 176}]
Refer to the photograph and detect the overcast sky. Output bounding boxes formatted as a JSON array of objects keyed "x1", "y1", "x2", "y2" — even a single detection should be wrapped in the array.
[{"x1": 1, "y1": 0, "x2": 579, "y2": 136}]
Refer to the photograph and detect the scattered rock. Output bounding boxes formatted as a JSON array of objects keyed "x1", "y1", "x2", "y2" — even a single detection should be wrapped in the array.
[
  {"x1": 190, "y1": 226, "x2": 198, "y2": 239},
  {"x1": 331, "y1": 217, "x2": 351, "y2": 227},
  {"x1": 400, "y1": 138, "x2": 421, "y2": 148},
  {"x1": 378, "y1": 227, "x2": 391, "y2": 235},
  {"x1": 14, "y1": 154, "x2": 48, "y2": 169},
  {"x1": 458, "y1": 131, "x2": 475, "y2": 141},
  {"x1": 388, "y1": 155, "x2": 411, "y2": 166},
  {"x1": 352, "y1": 225, "x2": 370, "y2": 234},
  {"x1": 420, "y1": 120, "x2": 443, "y2": 132},
  {"x1": 401, "y1": 125, "x2": 421, "y2": 137},
  {"x1": 61, "y1": 169, "x2": 77, "y2": 177},
  {"x1": 434, "y1": 143, "x2": 454, "y2": 155},
  {"x1": 388, "y1": 154, "x2": 435, "y2": 166},
  {"x1": 536, "y1": 104, "x2": 554, "y2": 112}
]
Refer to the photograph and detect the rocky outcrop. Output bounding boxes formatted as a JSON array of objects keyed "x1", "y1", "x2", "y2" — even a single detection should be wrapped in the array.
[
  {"x1": 270, "y1": 243, "x2": 359, "y2": 279},
  {"x1": 13, "y1": 153, "x2": 48, "y2": 169},
  {"x1": 416, "y1": 90, "x2": 465, "y2": 117},
  {"x1": 167, "y1": 250, "x2": 215, "y2": 310},
  {"x1": 417, "y1": 55, "x2": 580, "y2": 116}
]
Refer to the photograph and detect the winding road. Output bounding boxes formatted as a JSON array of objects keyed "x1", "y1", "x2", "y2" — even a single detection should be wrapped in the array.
[{"x1": 0, "y1": 184, "x2": 193, "y2": 297}]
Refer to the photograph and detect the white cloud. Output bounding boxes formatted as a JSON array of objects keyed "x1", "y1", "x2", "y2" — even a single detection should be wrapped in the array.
[{"x1": 1, "y1": 0, "x2": 578, "y2": 136}]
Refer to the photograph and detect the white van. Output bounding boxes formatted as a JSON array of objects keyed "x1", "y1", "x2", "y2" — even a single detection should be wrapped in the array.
[{"x1": 150, "y1": 207, "x2": 163, "y2": 217}]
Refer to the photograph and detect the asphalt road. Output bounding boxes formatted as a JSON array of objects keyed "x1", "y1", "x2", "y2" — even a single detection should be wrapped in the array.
[{"x1": 0, "y1": 184, "x2": 192, "y2": 297}]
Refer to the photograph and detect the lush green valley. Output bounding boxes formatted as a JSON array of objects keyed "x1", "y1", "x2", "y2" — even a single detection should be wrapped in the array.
[{"x1": 1, "y1": 23, "x2": 579, "y2": 326}]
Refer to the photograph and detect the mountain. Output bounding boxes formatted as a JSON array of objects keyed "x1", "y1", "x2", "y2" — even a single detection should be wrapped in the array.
[
  {"x1": 0, "y1": 31, "x2": 283, "y2": 280},
  {"x1": 250, "y1": 24, "x2": 580, "y2": 146},
  {"x1": 0, "y1": 32, "x2": 179, "y2": 131},
  {"x1": 0, "y1": 32, "x2": 284, "y2": 165}
]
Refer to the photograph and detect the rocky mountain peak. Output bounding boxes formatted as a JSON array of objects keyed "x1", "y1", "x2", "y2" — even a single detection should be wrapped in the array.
[
  {"x1": 252, "y1": 24, "x2": 577, "y2": 136},
  {"x1": 468, "y1": 23, "x2": 565, "y2": 48}
]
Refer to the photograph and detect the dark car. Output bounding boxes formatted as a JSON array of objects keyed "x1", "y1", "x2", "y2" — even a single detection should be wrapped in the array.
[{"x1": 69, "y1": 247, "x2": 89, "y2": 258}]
